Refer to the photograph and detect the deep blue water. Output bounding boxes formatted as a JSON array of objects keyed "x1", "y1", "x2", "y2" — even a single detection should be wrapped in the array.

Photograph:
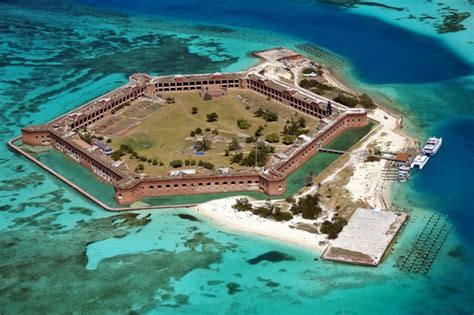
[
  {"x1": 81, "y1": 0, "x2": 473, "y2": 84},
  {"x1": 410, "y1": 117, "x2": 474, "y2": 246},
  {"x1": 1, "y1": 0, "x2": 473, "y2": 313}
]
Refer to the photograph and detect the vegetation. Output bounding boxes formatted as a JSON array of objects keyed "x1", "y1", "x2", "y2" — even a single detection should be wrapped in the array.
[
  {"x1": 194, "y1": 137, "x2": 211, "y2": 152},
  {"x1": 265, "y1": 133, "x2": 280, "y2": 143},
  {"x1": 232, "y1": 198, "x2": 293, "y2": 221},
  {"x1": 237, "y1": 118, "x2": 252, "y2": 129},
  {"x1": 227, "y1": 138, "x2": 241, "y2": 151},
  {"x1": 359, "y1": 93, "x2": 376, "y2": 109},
  {"x1": 290, "y1": 194, "x2": 322, "y2": 219},
  {"x1": 334, "y1": 94, "x2": 358, "y2": 108},
  {"x1": 255, "y1": 126, "x2": 265, "y2": 138},
  {"x1": 170, "y1": 160, "x2": 183, "y2": 168},
  {"x1": 254, "y1": 108, "x2": 279, "y2": 122},
  {"x1": 282, "y1": 117, "x2": 307, "y2": 137},
  {"x1": 239, "y1": 142, "x2": 275, "y2": 167},
  {"x1": 282, "y1": 135, "x2": 296, "y2": 145},
  {"x1": 206, "y1": 112, "x2": 219, "y2": 122},
  {"x1": 230, "y1": 151, "x2": 243, "y2": 164},
  {"x1": 304, "y1": 171, "x2": 315, "y2": 187},
  {"x1": 302, "y1": 67, "x2": 323, "y2": 75},
  {"x1": 79, "y1": 132, "x2": 92, "y2": 144},
  {"x1": 198, "y1": 160, "x2": 214, "y2": 170},
  {"x1": 191, "y1": 106, "x2": 198, "y2": 114},
  {"x1": 320, "y1": 216, "x2": 348, "y2": 239},
  {"x1": 165, "y1": 97, "x2": 175, "y2": 104},
  {"x1": 299, "y1": 79, "x2": 334, "y2": 95}
]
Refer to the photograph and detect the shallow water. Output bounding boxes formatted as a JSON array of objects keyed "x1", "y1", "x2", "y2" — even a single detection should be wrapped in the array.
[{"x1": 1, "y1": 0, "x2": 473, "y2": 314}]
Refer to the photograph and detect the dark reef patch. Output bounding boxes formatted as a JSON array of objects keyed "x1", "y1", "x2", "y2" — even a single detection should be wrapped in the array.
[
  {"x1": 247, "y1": 251, "x2": 295, "y2": 265},
  {"x1": 176, "y1": 213, "x2": 200, "y2": 222},
  {"x1": 225, "y1": 282, "x2": 242, "y2": 295}
]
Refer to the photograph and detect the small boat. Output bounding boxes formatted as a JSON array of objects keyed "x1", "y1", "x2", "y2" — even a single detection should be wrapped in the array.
[
  {"x1": 411, "y1": 154, "x2": 430, "y2": 169},
  {"x1": 422, "y1": 137, "x2": 442, "y2": 156}
]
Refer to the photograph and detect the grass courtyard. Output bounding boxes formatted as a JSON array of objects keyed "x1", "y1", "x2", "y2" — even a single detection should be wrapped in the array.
[{"x1": 105, "y1": 89, "x2": 319, "y2": 176}]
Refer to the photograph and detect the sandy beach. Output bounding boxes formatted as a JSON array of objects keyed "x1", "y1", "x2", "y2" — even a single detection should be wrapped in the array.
[{"x1": 194, "y1": 196, "x2": 328, "y2": 253}]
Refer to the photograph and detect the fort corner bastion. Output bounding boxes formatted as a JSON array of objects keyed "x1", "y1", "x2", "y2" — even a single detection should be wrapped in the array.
[{"x1": 18, "y1": 58, "x2": 368, "y2": 206}]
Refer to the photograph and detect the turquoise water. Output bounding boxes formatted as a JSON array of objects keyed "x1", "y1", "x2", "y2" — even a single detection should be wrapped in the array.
[{"x1": 1, "y1": 0, "x2": 473, "y2": 314}]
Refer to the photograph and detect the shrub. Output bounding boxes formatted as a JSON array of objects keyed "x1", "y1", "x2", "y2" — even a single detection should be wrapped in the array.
[
  {"x1": 228, "y1": 138, "x2": 241, "y2": 151},
  {"x1": 170, "y1": 160, "x2": 183, "y2": 168},
  {"x1": 205, "y1": 127, "x2": 211, "y2": 132},
  {"x1": 290, "y1": 194, "x2": 322, "y2": 219},
  {"x1": 195, "y1": 127, "x2": 202, "y2": 134},
  {"x1": 140, "y1": 156, "x2": 147, "y2": 162},
  {"x1": 255, "y1": 126, "x2": 265, "y2": 138},
  {"x1": 195, "y1": 137, "x2": 211, "y2": 151},
  {"x1": 206, "y1": 112, "x2": 219, "y2": 122},
  {"x1": 282, "y1": 135, "x2": 296, "y2": 145},
  {"x1": 190, "y1": 160, "x2": 196, "y2": 166},
  {"x1": 190, "y1": 130, "x2": 196, "y2": 137},
  {"x1": 212, "y1": 129, "x2": 219, "y2": 135},
  {"x1": 237, "y1": 119, "x2": 251, "y2": 129},
  {"x1": 106, "y1": 139, "x2": 112, "y2": 143},
  {"x1": 230, "y1": 151, "x2": 243, "y2": 164},
  {"x1": 232, "y1": 198, "x2": 253, "y2": 212},
  {"x1": 191, "y1": 106, "x2": 198, "y2": 114},
  {"x1": 320, "y1": 217, "x2": 348, "y2": 239},
  {"x1": 147, "y1": 158, "x2": 152, "y2": 163},
  {"x1": 274, "y1": 211, "x2": 293, "y2": 221},
  {"x1": 265, "y1": 133, "x2": 280, "y2": 143},
  {"x1": 185, "y1": 159, "x2": 191, "y2": 166},
  {"x1": 285, "y1": 196, "x2": 296, "y2": 204},
  {"x1": 334, "y1": 94, "x2": 358, "y2": 108},
  {"x1": 152, "y1": 159, "x2": 158, "y2": 165},
  {"x1": 203, "y1": 93, "x2": 212, "y2": 101},
  {"x1": 246, "y1": 136, "x2": 255, "y2": 143},
  {"x1": 97, "y1": 136, "x2": 104, "y2": 141},
  {"x1": 360, "y1": 93, "x2": 376, "y2": 109},
  {"x1": 111, "y1": 150, "x2": 122, "y2": 161},
  {"x1": 198, "y1": 160, "x2": 214, "y2": 170}
]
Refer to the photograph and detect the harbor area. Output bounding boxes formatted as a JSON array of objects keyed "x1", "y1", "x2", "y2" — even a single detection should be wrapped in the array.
[{"x1": 322, "y1": 208, "x2": 408, "y2": 266}]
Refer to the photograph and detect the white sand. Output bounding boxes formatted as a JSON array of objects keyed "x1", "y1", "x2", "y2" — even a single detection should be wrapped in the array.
[
  {"x1": 194, "y1": 196, "x2": 327, "y2": 253},
  {"x1": 345, "y1": 108, "x2": 411, "y2": 208}
]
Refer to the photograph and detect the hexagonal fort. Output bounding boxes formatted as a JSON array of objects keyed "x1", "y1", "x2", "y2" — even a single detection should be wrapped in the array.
[{"x1": 19, "y1": 65, "x2": 368, "y2": 205}]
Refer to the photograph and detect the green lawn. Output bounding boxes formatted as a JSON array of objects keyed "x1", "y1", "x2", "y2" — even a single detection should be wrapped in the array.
[{"x1": 111, "y1": 89, "x2": 318, "y2": 175}]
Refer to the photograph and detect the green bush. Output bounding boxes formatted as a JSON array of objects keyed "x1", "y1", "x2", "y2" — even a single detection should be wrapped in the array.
[
  {"x1": 334, "y1": 94, "x2": 358, "y2": 108},
  {"x1": 237, "y1": 119, "x2": 252, "y2": 129},
  {"x1": 170, "y1": 160, "x2": 183, "y2": 168},
  {"x1": 320, "y1": 217, "x2": 348, "y2": 239},
  {"x1": 206, "y1": 112, "x2": 219, "y2": 122},
  {"x1": 265, "y1": 133, "x2": 280, "y2": 143},
  {"x1": 290, "y1": 194, "x2": 322, "y2": 219}
]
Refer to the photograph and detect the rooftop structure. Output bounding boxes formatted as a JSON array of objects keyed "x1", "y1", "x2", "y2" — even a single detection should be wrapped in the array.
[{"x1": 322, "y1": 208, "x2": 408, "y2": 266}]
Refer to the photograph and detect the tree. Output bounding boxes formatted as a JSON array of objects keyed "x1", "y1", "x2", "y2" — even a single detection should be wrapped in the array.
[
  {"x1": 195, "y1": 127, "x2": 202, "y2": 135},
  {"x1": 232, "y1": 198, "x2": 253, "y2": 212},
  {"x1": 263, "y1": 111, "x2": 278, "y2": 122},
  {"x1": 228, "y1": 137, "x2": 241, "y2": 151},
  {"x1": 334, "y1": 94, "x2": 358, "y2": 108},
  {"x1": 246, "y1": 136, "x2": 255, "y2": 143},
  {"x1": 320, "y1": 217, "x2": 348, "y2": 239},
  {"x1": 255, "y1": 126, "x2": 265, "y2": 138},
  {"x1": 111, "y1": 150, "x2": 122, "y2": 161},
  {"x1": 290, "y1": 194, "x2": 322, "y2": 219},
  {"x1": 206, "y1": 112, "x2": 219, "y2": 122},
  {"x1": 298, "y1": 116, "x2": 307, "y2": 128},
  {"x1": 360, "y1": 93, "x2": 376, "y2": 109},
  {"x1": 190, "y1": 130, "x2": 196, "y2": 137},
  {"x1": 170, "y1": 160, "x2": 183, "y2": 168},
  {"x1": 265, "y1": 133, "x2": 280, "y2": 143},
  {"x1": 191, "y1": 106, "x2": 198, "y2": 114},
  {"x1": 230, "y1": 151, "x2": 243, "y2": 164},
  {"x1": 282, "y1": 135, "x2": 296, "y2": 145},
  {"x1": 237, "y1": 119, "x2": 251, "y2": 129},
  {"x1": 195, "y1": 137, "x2": 211, "y2": 151}
]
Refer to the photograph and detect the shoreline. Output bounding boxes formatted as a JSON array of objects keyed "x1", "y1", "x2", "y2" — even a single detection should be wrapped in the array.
[{"x1": 194, "y1": 196, "x2": 327, "y2": 254}]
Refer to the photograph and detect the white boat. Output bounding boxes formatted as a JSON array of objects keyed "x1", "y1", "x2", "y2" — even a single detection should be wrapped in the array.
[
  {"x1": 422, "y1": 137, "x2": 442, "y2": 156},
  {"x1": 411, "y1": 154, "x2": 430, "y2": 169}
]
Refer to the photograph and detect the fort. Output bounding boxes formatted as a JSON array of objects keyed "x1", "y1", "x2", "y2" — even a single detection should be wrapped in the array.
[{"x1": 17, "y1": 49, "x2": 368, "y2": 206}]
